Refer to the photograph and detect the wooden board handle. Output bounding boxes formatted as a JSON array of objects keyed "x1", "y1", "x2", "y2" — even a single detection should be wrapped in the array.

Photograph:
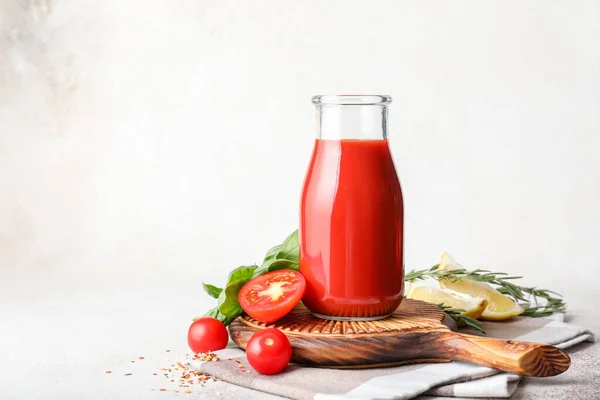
[{"x1": 433, "y1": 331, "x2": 571, "y2": 377}]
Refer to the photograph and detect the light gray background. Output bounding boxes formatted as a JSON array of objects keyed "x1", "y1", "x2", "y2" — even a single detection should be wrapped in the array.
[{"x1": 1, "y1": 1, "x2": 599, "y2": 399}]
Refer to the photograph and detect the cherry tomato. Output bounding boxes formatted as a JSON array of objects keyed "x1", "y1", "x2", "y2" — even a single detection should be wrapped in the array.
[
  {"x1": 246, "y1": 328, "x2": 292, "y2": 375},
  {"x1": 238, "y1": 270, "x2": 306, "y2": 323},
  {"x1": 187, "y1": 317, "x2": 229, "y2": 354}
]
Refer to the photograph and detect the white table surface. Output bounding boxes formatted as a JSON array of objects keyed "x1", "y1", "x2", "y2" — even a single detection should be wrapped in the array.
[{"x1": 1, "y1": 268, "x2": 599, "y2": 400}]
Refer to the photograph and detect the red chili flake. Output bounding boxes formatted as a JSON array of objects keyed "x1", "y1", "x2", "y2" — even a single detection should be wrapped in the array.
[
  {"x1": 166, "y1": 350, "x2": 171, "y2": 352},
  {"x1": 124, "y1": 373, "x2": 132, "y2": 376},
  {"x1": 170, "y1": 379, "x2": 174, "y2": 382},
  {"x1": 235, "y1": 360, "x2": 241, "y2": 363},
  {"x1": 105, "y1": 371, "x2": 112, "y2": 374},
  {"x1": 138, "y1": 356, "x2": 145, "y2": 360},
  {"x1": 159, "y1": 388, "x2": 166, "y2": 392},
  {"x1": 130, "y1": 360, "x2": 135, "y2": 363}
]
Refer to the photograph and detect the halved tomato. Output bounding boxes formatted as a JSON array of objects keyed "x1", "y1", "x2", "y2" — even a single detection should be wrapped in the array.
[{"x1": 238, "y1": 270, "x2": 306, "y2": 323}]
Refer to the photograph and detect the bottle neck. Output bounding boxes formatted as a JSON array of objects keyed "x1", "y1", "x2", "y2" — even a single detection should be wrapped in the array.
[{"x1": 313, "y1": 95, "x2": 391, "y2": 140}]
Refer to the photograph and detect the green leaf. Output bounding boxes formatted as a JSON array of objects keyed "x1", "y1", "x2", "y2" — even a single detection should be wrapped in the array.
[
  {"x1": 437, "y1": 303, "x2": 485, "y2": 334},
  {"x1": 197, "y1": 306, "x2": 234, "y2": 326},
  {"x1": 252, "y1": 258, "x2": 299, "y2": 278},
  {"x1": 226, "y1": 265, "x2": 257, "y2": 286},
  {"x1": 218, "y1": 280, "x2": 247, "y2": 317},
  {"x1": 202, "y1": 307, "x2": 219, "y2": 319},
  {"x1": 276, "y1": 230, "x2": 299, "y2": 262},
  {"x1": 267, "y1": 258, "x2": 299, "y2": 272},
  {"x1": 202, "y1": 282, "x2": 223, "y2": 299},
  {"x1": 262, "y1": 244, "x2": 283, "y2": 265}
]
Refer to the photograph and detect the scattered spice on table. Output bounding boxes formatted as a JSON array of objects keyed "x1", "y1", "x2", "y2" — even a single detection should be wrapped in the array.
[
  {"x1": 105, "y1": 371, "x2": 112, "y2": 374},
  {"x1": 152, "y1": 351, "x2": 220, "y2": 391},
  {"x1": 115, "y1": 350, "x2": 221, "y2": 392},
  {"x1": 193, "y1": 352, "x2": 220, "y2": 362}
]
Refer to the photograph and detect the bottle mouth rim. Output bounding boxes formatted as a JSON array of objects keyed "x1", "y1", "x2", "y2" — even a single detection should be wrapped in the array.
[{"x1": 312, "y1": 95, "x2": 392, "y2": 106}]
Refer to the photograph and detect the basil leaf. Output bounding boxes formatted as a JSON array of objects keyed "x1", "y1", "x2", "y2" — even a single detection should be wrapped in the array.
[
  {"x1": 270, "y1": 259, "x2": 299, "y2": 272},
  {"x1": 276, "y1": 230, "x2": 299, "y2": 262},
  {"x1": 197, "y1": 307, "x2": 234, "y2": 326},
  {"x1": 226, "y1": 265, "x2": 257, "y2": 286},
  {"x1": 262, "y1": 244, "x2": 282, "y2": 265},
  {"x1": 252, "y1": 258, "x2": 298, "y2": 278},
  {"x1": 218, "y1": 280, "x2": 247, "y2": 317},
  {"x1": 202, "y1": 307, "x2": 220, "y2": 319},
  {"x1": 202, "y1": 282, "x2": 223, "y2": 299}
]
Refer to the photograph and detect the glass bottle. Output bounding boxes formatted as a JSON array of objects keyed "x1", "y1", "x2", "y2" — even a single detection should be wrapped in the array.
[{"x1": 299, "y1": 95, "x2": 404, "y2": 321}]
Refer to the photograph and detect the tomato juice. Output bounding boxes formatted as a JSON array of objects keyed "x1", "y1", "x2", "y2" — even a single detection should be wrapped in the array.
[{"x1": 300, "y1": 138, "x2": 404, "y2": 320}]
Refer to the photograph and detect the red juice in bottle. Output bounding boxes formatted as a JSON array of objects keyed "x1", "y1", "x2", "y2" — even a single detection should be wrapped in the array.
[{"x1": 300, "y1": 95, "x2": 404, "y2": 320}]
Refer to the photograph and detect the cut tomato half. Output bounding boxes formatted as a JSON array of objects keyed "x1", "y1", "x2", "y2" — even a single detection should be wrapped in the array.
[{"x1": 238, "y1": 270, "x2": 306, "y2": 323}]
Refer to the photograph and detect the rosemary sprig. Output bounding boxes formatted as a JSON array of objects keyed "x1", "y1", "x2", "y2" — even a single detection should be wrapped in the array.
[
  {"x1": 406, "y1": 265, "x2": 566, "y2": 317},
  {"x1": 437, "y1": 303, "x2": 486, "y2": 334}
]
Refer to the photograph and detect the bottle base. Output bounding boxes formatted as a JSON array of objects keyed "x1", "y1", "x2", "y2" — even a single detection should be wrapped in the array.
[{"x1": 311, "y1": 312, "x2": 392, "y2": 322}]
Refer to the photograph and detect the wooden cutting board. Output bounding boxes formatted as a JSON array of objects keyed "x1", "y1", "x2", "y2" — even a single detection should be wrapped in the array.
[{"x1": 229, "y1": 299, "x2": 570, "y2": 377}]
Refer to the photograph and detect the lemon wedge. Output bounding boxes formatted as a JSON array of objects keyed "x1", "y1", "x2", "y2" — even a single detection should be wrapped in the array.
[
  {"x1": 406, "y1": 284, "x2": 488, "y2": 320},
  {"x1": 438, "y1": 252, "x2": 524, "y2": 321}
]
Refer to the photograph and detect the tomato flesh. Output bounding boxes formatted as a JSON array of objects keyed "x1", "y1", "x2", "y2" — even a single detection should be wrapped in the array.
[
  {"x1": 187, "y1": 317, "x2": 229, "y2": 354},
  {"x1": 246, "y1": 328, "x2": 292, "y2": 375},
  {"x1": 238, "y1": 270, "x2": 306, "y2": 323}
]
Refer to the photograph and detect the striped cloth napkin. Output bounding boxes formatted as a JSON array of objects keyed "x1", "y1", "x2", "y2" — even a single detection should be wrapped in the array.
[{"x1": 187, "y1": 316, "x2": 595, "y2": 399}]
